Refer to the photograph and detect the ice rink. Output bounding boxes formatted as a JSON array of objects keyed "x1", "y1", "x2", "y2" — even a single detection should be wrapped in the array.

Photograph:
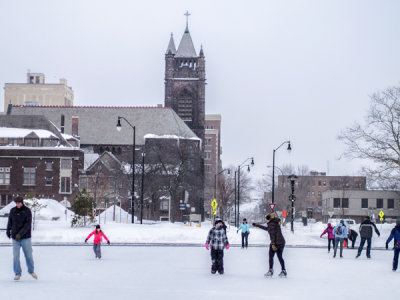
[{"x1": 0, "y1": 245, "x2": 397, "y2": 300}]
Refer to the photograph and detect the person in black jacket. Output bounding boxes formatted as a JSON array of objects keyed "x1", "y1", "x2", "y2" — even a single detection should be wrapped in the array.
[
  {"x1": 356, "y1": 216, "x2": 380, "y2": 259},
  {"x1": 253, "y1": 213, "x2": 287, "y2": 277},
  {"x1": 6, "y1": 196, "x2": 37, "y2": 281},
  {"x1": 347, "y1": 228, "x2": 358, "y2": 249}
]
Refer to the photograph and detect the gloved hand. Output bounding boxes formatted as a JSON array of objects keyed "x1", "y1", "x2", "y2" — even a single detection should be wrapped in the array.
[
  {"x1": 85, "y1": 239, "x2": 88, "y2": 243},
  {"x1": 386, "y1": 243, "x2": 389, "y2": 250},
  {"x1": 107, "y1": 241, "x2": 110, "y2": 245},
  {"x1": 252, "y1": 223, "x2": 257, "y2": 227},
  {"x1": 226, "y1": 244, "x2": 230, "y2": 250},
  {"x1": 205, "y1": 243, "x2": 210, "y2": 250},
  {"x1": 271, "y1": 244, "x2": 277, "y2": 252},
  {"x1": 15, "y1": 234, "x2": 21, "y2": 241}
]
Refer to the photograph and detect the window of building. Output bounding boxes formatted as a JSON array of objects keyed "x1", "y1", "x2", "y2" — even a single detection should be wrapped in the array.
[
  {"x1": 311, "y1": 191, "x2": 315, "y2": 197},
  {"x1": 80, "y1": 177, "x2": 88, "y2": 190},
  {"x1": 46, "y1": 162, "x2": 53, "y2": 171},
  {"x1": 342, "y1": 198, "x2": 349, "y2": 208},
  {"x1": 322, "y1": 181, "x2": 326, "y2": 186},
  {"x1": 388, "y1": 199, "x2": 394, "y2": 209},
  {"x1": 204, "y1": 164, "x2": 211, "y2": 173},
  {"x1": 46, "y1": 177, "x2": 52, "y2": 185},
  {"x1": 8, "y1": 138, "x2": 18, "y2": 146},
  {"x1": 333, "y1": 198, "x2": 340, "y2": 208},
  {"x1": 361, "y1": 198, "x2": 368, "y2": 208},
  {"x1": 160, "y1": 200, "x2": 169, "y2": 210},
  {"x1": 0, "y1": 167, "x2": 10, "y2": 185},
  {"x1": 23, "y1": 167, "x2": 35, "y2": 185},
  {"x1": 61, "y1": 177, "x2": 71, "y2": 193},
  {"x1": 204, "y1": 151, "x2": 211, "y2": 160},
  {"x1": 1, "y1": 195, "x2": 6, "y2": 207},
  {"x1": 205, "y1": 138, "x2": 212, "y2": 146},
  {"x1": 377, "y1": 198, "x2": 383, "y2": 209},
  {"x1": 311, "y1": 181, "x2": 315, "y2": 187},
  {"x1": 35, "y1": 76, "x2": 40, "y2": 84},
  {"x1": 318, "y1": 191, "x2": 322, "y2": 197},
  {"x1": 25, "y1": 139, "x2": 38, "y2": 147},
  {"x1": 29, "y1": 76, "x2": 34, "y2": 84},
  {"x1": 61, "y1": 159, "x2": 72, "y2": 169},
  {"x1": 318, "y1": 181, "x2": 321, "y2": 186}
]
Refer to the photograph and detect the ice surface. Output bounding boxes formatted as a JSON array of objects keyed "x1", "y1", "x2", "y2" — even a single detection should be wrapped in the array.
[{"x1": 0, "y1": 246, "x2": 397, "y2": 300}]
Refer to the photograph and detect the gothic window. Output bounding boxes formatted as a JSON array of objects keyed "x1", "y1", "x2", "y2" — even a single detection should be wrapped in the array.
[{"x1": 178, "y1": 89, "x2": 193, "y2": 121}]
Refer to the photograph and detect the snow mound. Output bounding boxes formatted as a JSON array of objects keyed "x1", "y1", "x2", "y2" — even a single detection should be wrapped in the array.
[
  {"x1": 98, "y1": 205, "x2": 131, "y2": 223},
  {"x1": 0, "y1": 198, "x2": 73, "y2": 221}
]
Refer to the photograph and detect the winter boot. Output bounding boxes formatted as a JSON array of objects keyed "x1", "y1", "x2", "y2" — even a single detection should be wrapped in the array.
[
  {"x1": 30, "y1": 273, "x2": 38, "y2": 280},
  {"x1": 211, "y1": 270, "x2": 217, "y2": 274},
  {"x1": 14, "y1": 275, "x2": 20, "y2": 281},
  {"x1": 356, "y1": 253, "x2": 360, "y2": 258},
  {"x1": 279, "y1": 270, "x2": 287, "y2": 277},
  {"x1": 264, "y1": 269, "x2": 273, "y2": 277},
  {"x1": 218, "y1": 270, "x2": 224, "y2": 275}
]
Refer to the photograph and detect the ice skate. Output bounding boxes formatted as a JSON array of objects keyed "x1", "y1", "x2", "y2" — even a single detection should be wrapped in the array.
[
  {"x1": 14, "y1": 275, "x2": 20, "y2": 281},
  {"x1": 278, "y1": 270, "x2": 287, "y2": 277},
  {"x1": 30, "y1": 273, "x2": 38, "y2": 280},
  {"x1": 264, "y1": 269, "x2": 273, "y2": 278}
]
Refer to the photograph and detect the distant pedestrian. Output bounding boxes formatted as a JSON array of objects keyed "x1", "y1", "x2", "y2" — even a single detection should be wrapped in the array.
[
  {"x1": 333, "y1": 220, "x2": 348, "y2": 258},
  {"x1": 6, "y1": 196, "x2": 38, "y2": 281},
  {"x1": 356, "y1": 216, "x2": 380, "y2": 259},
  {"x1": 253, "y1": 213, "x2": 287, "y2": 277},
  {"x1": 347, "y1": 228, "x2": 358, "y2": 249},
  {"x1": 206, "y1": 219, "x2": 229, "y2": 274},
  {"x1": 385, "y1": 219, "x2": 400, "y2": 271},
  {"x1": 85, "y1": 224, "x2": 110, "y2": 259},
  {"x1": 237, "y1": 218, "x2": 250, "y2": 249},
  {"x1": 320, "y1": 223, "x2": 335, "y2": 253}
]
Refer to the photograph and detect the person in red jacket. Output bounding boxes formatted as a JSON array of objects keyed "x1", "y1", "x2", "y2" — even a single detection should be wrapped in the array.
[
  {"x1": 85, "y1": 225, "x2": 110, "y2": 259},
  {"x1": 320, "y1": 223, "x2": 335, "y2": 253}
]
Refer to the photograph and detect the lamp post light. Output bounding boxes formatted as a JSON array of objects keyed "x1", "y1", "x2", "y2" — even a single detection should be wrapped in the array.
[
  {"x1": 288, "y1": 174, "x2": 298, "y2": 233},
  {"x1": 236, "y1": 157, "x2": 255, "y2": 227},
  {"x1": 272, "y1": 141, "x2": 291, "y2": 204},
  {"x1": 140, "y1": 150, "x2": 145, "y2": 224},
  {"x1": 116, "y1": 116, "x2": 136, "y2": 224}
]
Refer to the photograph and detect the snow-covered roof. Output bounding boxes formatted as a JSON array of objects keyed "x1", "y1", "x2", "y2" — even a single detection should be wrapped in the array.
[
  {"x1": 0, "y1": 127, "x2": 58, "y2": 139},
  {"x1": 144, "y1": 134, "x2": 201, "y2": 142}
]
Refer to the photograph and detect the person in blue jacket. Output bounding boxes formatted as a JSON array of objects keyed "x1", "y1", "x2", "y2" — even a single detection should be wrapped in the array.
[
  {"x1": 333, "y1": 220, "x2": 348, "y2": 258},
  {"x1": 237, "y1": 218, "x2": 250, "y2": 249},
  {"x1": 386, "y1": 219, "x2": 400, "y2": 271}
]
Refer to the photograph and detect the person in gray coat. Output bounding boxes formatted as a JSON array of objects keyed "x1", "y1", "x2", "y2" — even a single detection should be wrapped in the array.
[{"x1": 356, "y1": 216, "x2": 380, "y2": 259}]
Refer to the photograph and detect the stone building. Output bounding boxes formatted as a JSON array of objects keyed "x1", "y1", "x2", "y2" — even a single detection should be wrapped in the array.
[
  {"x1": 322, "y1": 189, "x2": 400, "y2": 223},
  {"x1": 8, "y1": 105, "x2": 204, "y2": 221},
  {"x1": 0, "y1": 115, "x2": 83, "y2": 208},
  {"x1": 3, "y1": 72, "x2": 74, "y2": 112}
]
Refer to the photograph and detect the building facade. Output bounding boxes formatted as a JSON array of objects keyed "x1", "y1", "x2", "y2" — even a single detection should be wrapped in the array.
[
  {"x1": 4, "y1": 72, "x2": 74, "y2": 112},
  {"x1": 322, "y1": 189, "x2": 400, "y2": 223},
  {"x1": 0, "y1": 115, "x2": 83, "y2": 208}
]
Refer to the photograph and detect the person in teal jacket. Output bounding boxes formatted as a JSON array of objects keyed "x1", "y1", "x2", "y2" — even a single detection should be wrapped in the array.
[{"x1": 237, "y1": 218, "x2": 250, "y2": 249}]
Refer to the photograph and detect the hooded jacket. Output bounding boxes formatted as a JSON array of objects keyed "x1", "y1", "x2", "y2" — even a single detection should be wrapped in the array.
[
  {"x1": 254, "y1": 218, "x2": 285, "y2": 246},
  {"x1": 320, "y1": 223, "x2": 335, "y2": 239},
  {"x1": 386, "y1": 225, "x2": 400, "y2": 246},
  {"x1": 86, "y1": 230, "x2": 109, "y2": 244},
  {"x1": 6, "y1": 204, "x2": 32, "y2": 240},
  {"x1": 333, "y1": 223, "x2": 348, "y2": 239}
]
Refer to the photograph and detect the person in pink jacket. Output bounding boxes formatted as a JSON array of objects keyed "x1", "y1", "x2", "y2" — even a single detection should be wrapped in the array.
[
  {"x1": 320, "y1": 223, "x2": 335, "y2": 253},
  {"x1": 85, "y1": 225, "x2": 110, "y2": 259}
]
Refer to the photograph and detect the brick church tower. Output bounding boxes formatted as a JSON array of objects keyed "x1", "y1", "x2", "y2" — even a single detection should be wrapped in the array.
[{"x1": 164, "y1": 14, "x2": 205, "y2": 142}]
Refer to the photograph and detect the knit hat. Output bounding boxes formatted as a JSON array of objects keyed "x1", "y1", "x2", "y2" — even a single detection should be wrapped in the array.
[
  {"x1": 215, "y1": 219, "x2": 223, "y2": 225},
  {"x1": 96, "y1": 224, "x2": 101, "y2": 229},
  {"x1": 243, "y1": 218, "x2": 247, "y2": 222},
  {"x1": 340, "y1": 220, "x2": 344, "y2": 224},
  {"x1": 14, "y1": 196, "x2": 24, "y2": 203}
]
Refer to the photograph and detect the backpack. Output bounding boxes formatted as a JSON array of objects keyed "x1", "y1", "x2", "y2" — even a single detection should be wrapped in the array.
[{"x1": 335, "y1": 226, "x2": 343, "y2": 235}]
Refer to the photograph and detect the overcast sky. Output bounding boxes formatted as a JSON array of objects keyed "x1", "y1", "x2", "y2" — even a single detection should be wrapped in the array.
[{"x1": 1, "y1": 0, "x2": 399, "y2": 181}]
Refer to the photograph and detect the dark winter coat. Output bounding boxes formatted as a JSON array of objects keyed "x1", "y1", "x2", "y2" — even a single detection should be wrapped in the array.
[
  {"x1": 6, "y1": 204, "x2": 32, "y2": 240},
  {"x1": 359, "y1": 219, "x2": 380, "y2": 238},
  {"x1": 254, "y1": 218, "x2": 285, "y2": 246},
  {"x1": 386, "y1": 225, "x2": 400, "y2": 246},
  {"x1": 348, "y1": 229, "x2": 358, "y2": 241}
]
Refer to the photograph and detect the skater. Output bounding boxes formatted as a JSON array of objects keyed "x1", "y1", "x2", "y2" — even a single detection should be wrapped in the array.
[
  {"x1": 237, "y1": 218, "x2": 250, "y2": 249},
  {"x1": 333, "y1": 220, "x2": 347, "y2": 258},
  {"x1": 85, "y1": 224, "x2": 110, "y2": 259},
  {"x1": 206, "y1": 219, "x2": 229, "y2": 274},
  {"x1": 253, "y1": 213, "x2": 287, "y2": 277},
  {"x1": 356, "y1": 216, "x2": 380, "y2": 259},
  {"x1": 347, "y1": 228, "x2": 358, "y2": 249},
  {"x1": 6, "y1": 196, "x2": 38, "y2": 281},
  {"x1": 385, "y1": 219, "x2": 400, "y2": 271},
  {"x1": 320, "y1": 223, "x2": 335, "y2": 253}
]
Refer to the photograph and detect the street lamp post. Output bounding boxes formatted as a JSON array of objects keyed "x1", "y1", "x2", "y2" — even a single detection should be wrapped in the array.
[
  {"x1": 140, "y1": 150, "x2": 145, "y2": 224},
  {"x1": 288, "y1": 174, "x2": 298, "y2": 233},
  {"x1": 272, "y1": 141, "x2": 291, "y2": 204},
  {"x1": 236, "y1": 157, "x2": 255, "y2": 227},
  {"x1": 116, "y1": 116, "x2": 136, "y2": 224}
]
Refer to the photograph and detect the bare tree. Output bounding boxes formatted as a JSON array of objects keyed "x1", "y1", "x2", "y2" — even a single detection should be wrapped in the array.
[{"x1": 339, "y1": 85, "x2": 400, "y2": 188}]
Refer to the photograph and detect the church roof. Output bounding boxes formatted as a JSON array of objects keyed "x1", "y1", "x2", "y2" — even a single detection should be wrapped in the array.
[
  {"x1": 166, "y1": 33, "x2": 176, "y2": 55},
  {"x1": 8, "y1": 106, "x2": 199, "y2": 146},
  {"x1": 175, "y1": 29, "x2": 197, "y2": 58}
]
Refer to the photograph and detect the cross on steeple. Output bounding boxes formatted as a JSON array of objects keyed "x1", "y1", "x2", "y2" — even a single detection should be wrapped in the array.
[{"x1": 184, "y1": 10, "x2": 191, "y2": 33}]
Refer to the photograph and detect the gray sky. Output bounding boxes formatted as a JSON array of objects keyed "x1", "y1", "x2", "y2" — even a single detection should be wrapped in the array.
[{"x1": 1, "y1": 0, "x2": 399, "y2": 181}]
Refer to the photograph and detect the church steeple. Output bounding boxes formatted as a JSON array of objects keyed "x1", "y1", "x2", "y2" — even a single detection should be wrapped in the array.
[
  {"x1": 176, "y1": 10, "x2": 197, "y2": 58},
  {"x1": 166, "y1": 33, "x2": 176, "y2": 55}
]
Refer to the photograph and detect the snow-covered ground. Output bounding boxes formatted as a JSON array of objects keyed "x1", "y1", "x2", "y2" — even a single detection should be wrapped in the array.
[{"x1": 0, "y1": 246, "x2": 397, "y2": 300}]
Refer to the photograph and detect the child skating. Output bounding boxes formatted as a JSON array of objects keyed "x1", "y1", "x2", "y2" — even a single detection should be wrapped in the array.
[
  {"x1": 85, "y1": 224, "x2": 110, "y2": 259},
  {"x1": 206, "y1": 219, "x2": 229, "y2": 274}
]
